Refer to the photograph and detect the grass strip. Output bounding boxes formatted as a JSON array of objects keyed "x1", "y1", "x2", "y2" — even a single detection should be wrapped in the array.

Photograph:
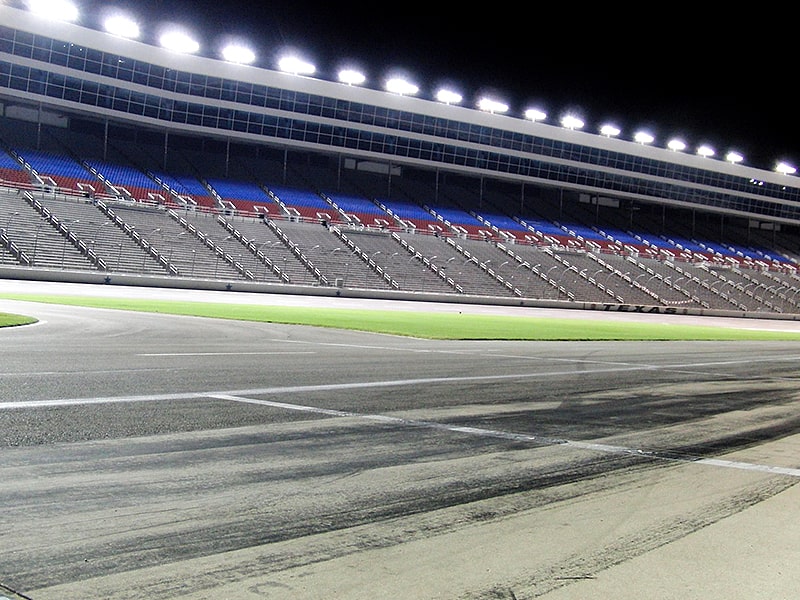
[
  {"x1": 0, "y1": 312, "x2": 38, "y2": 328},
  {"x1": 3, "y1": 293, "x2": 800, "y2": 341}
]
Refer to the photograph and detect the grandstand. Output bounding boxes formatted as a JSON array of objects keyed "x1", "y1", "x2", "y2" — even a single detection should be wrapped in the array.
[{"x1": 1, "y1": 3, "x2": 799, "y2": 316}]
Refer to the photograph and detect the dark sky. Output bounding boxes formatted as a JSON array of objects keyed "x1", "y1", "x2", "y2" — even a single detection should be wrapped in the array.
[{"x1": 84, "y1": 1, "x2": 797, "y2": 172}]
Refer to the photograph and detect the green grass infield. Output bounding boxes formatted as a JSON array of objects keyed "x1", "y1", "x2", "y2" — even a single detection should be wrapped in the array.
[
  {"x1": 2, "y1": 293, "x2": 800, "y2": 341},
  {"x1": 0, "y1": 311, "x2": 38, "y2": 328}
]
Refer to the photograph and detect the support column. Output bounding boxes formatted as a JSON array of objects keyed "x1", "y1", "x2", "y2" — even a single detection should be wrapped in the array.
[
  {"x1": 225, "y1": 138, "x2": 230, "y2": 178},
  {"x1": 103, "y1": 119, "x2": 109, "y2": 162},
  {"x1": 163, "y1": 131, "x2": 169, "y2": 171}
]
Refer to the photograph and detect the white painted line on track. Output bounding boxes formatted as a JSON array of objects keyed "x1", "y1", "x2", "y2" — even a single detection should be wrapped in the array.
[
  {"x1": 209, "y1": 393, "x2": 574, "y2": 444},
  {"x1": 1, "y1": 349, "x2": 797, "y2": 409},
  {"x1": 0, "y1": 364, "x2": 660, "y2": 410},
  {"x1": 212, "y1": 393, "x2": 800, "y2": 479},
  {"x1": 692, "y1": 458, "x2": 800, "y2": 477},
  {"x1": 138, "y1": 351, "x2": 316, "y2": 357},
  {"x1": 2, "y1": 371, "x2": 798, "y2": 478}
]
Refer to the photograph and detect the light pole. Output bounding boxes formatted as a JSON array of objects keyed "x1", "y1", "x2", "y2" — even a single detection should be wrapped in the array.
[
  {"x1": 786, "y1": 287, "x2": 800, "y2": 313},
  {"x1": 32, "y1": 220, "x2": 46, "y2": 263},
  {"x1": 556, "y1": 266, "x2": 574, "y2": 298},
  {"x1": 2, "y1": 211, "x2": 19, "y2": 237},
  {"x1": 543, "y1": 265, "x2": 560, "y2": 299},
  {"x1": 60, "y1": 219, "x2": 79, "y2": 268}
]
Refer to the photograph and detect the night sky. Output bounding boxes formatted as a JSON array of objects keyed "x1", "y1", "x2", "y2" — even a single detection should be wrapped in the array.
[{"x1": 74, "y1": 0, "x2": 796, "y2": 172}]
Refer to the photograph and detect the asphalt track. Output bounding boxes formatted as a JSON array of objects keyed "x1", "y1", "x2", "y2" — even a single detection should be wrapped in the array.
[{"x1": 1, "y1": 280, "x2": 799, "y2": 599}]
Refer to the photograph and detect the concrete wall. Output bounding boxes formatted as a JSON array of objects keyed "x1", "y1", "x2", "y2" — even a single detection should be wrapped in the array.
[{"x1": 2, "y1": 265, "x2": 799, "y2": 323}]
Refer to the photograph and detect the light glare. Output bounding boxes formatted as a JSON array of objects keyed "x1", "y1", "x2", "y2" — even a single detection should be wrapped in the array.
[
  {"x1": 634, "y1": 131, "x2": 654, "y2": 145},
  {"x1": 103, "y1": 15, "x2": 140, "y2": 38},
  {"x1": 436, "y1": 89, "x2": 462, "y2": 104},
  {"x1": 278, "y1": 56, "x2": 316, "y2": 75},
  {"x1": 726, "y1": 151, "x2": 744, "y2": 164},
  {"x1": 385, "y1": 78, "x2": 418, "y2": 95},
  {"x1": 338, "y1": 69, "x2": 366, "y2": 85},
  {"x1": 667, "y1": 139, "x2": 686, "y2": 151},
  {"x1": 160, "y1": 31, "x2": 200, "y2": 54},
  {"x1": 776, "y1": 162, "x2": 796, "y2": 175},
  {"x1": 478, "y1": 98, "x2": 508, "y2": 114},
  {"x1": 697, "y1": 145, "x2": 715, "y2": 158},
  {"x1": 525, "y1": 108, "x2": 547, "y2": 122},
  {"x1": 560, "y1": 115, "x2": 584, "y2": 130},
  {"x1": 600, "y1": 124, "x2": 620, "y2": 137},
  {"x1": 26, "y1": 0, "x2": 78, "y2": 22},
  {"x1": 222, "y1": 44, "x2": 255, "y2": 64}
]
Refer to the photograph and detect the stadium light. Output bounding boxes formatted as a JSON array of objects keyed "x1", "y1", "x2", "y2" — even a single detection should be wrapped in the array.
[
  {"x1": 338, "y1": 69, "x2": 366, "y2": 86},
  {"x1": 560, "y1": 115, "x2": 584, "y2": 130},
  {"x1": 634, "y1": 131, "x2": 654, "y2": 145},
  {"x1": 726, "y1": 151, "x2": 744, "y2": 164},
  {"x1": 525, "y1": 108, "x2": 547, "y2": 122},
  {"x1": 776, "y1": 161, "x2": 797, "y2": 175},
  {"x1": 697, "y1": 145, "x2": 715, "y2": 158},
  {"x1": 478, "y1": 98, "x2": 508, "y2": 114},
  {"x1": 436, "y1": 89, "x2": 463, "y2": 105},
  {"x1": 160, "y1": 30, "x2": 200, "y2": 54},
  {"x1": 103, "y1": 14, "x2": 140, "y2": 39},
  {"x1": 599, "y1": 124, "x2": 620, "y2": 137},
  {"x1": 221, "y1": 44, "x2": 256, "y2": 65},
  {"x1": 385, "y1": 78, "x2": 418, "y2": 96},
  {"x1": 278, "y1": 56, "x2": 316, "y2": 75},
  {"x1": 26, "y1": 0, "x2": 78, "y2": 22},
  {"x1": 667, "y1": 139, "x2": 686, "y2": 152}
]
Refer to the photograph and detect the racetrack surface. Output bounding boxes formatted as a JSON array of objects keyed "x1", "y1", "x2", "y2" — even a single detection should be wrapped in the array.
[{"x1": 1, "y1": 281, "x2": 799, "y2": 599}]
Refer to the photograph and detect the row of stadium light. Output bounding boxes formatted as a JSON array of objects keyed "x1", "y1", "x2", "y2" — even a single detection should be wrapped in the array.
[{"x1": 18, "y1": 0, "x2": 798, "y2": 176}]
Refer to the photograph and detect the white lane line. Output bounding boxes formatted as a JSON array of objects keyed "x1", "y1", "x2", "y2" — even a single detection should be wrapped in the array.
[
  {"x1": 213, "y1": 393, "x2": 800, "y2": 479},
  {"x1": 2, "y1": 373, "x2": 798, "y2": 478},
  {"x1": 138, "y1": 351, "x2": 316, "y2": 357},
  {"x1": 693, "y1": 458, "x2": 800, "y2": 477},
  {"x1": 564, "y1": 441, "x2": 800, "y2": 477},
  {"x1": 0, "y1": 364, "x2": 660, "y2": 410},
  {"x1": 210, "y1": 393, "x2": 565, "y2": 444},
  {"x1": 0, "y1": 368, "x2": 184, "y2": 377}
]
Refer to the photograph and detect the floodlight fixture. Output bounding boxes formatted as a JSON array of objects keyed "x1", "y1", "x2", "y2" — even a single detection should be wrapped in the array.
[
  {"x1": 160, "y1": 30, "x2": 200, "y2": 54},
  {"x1": 26, "y1": 0, "x2": 78, "y2": 22},
  {"x1": 385, "y1": 78, "x2": 419, "y2": 96},
  {"x1": 478, "y1": 98, "x2": 508, "y2": 114},
  {"x1": 221, "y1": 44, "x2": 256, "y2": 65},
  {"x1": 776, "y1": 161, "x2": 797, "y2": 175},
  {"x1": 278, "y1": 56, "x2": 316, "y2": 75},
  {"x1": 338, "y1": 69, "x2": 366, "y2": 86},
  {"x1": 697, "y1": 145, "x2": 715, "y2": 158},
  {"x1": 634, "y1": 131, "x2": 654, "y2": 145},
  {"x1": 560, "y1": 115, "x2": 584, "y2": 130},
  {"x1": 725, "y1": 151, "x2": 744, "y2": 164},
  {"x1": 525, "y1": 108, "x2": 547, "y2": 122},
  {"x1": 436, "y1": 89, "x2": 463, "y2": 105},
  {"x1": 667, "y1": 139, "x2": 686, "y2": 152},
  {"x1": 599, "y1": 124, "x2": 620, "y2": 137},
  {"x1": 103, "y1": 14, "x2": 140, "y2": 39}
]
